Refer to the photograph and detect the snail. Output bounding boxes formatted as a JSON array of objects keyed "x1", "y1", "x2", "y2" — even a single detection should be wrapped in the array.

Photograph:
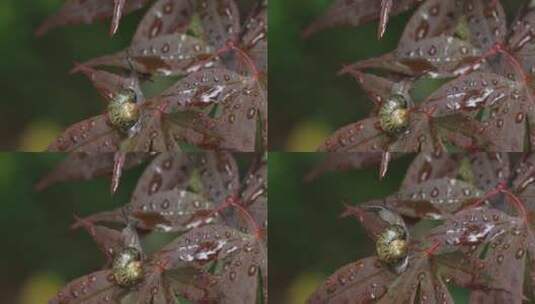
[
  {"x1": 376, "y1": 224, "x2": 409, "y2": 266},
  {"x1": 107, "y1": 89, "x2": 139, "y2": 133},
  {"x1": 112, "y1": 247, "x2": 144, "y2": 287},
  {"x1": 378, "y1": 94, "x2": 410, "y2": 135}
]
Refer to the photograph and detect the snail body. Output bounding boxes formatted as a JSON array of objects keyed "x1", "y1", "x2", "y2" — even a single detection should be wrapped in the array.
[
  {"x1": 376, "y1": 224, "x2": 409, "y2": 265},
  {"x1": 112, "y1": 247, "x2": 144, "y2": 287},
  {"x1": 107, "y1": 89, "x2": 139, "y2": 133},
  {"x1": 378, "y1": 94, "x2": 409, "y2": 135}
]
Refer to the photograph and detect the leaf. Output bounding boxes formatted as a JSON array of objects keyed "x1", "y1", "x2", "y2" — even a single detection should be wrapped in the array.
[
  {"x1": 399, "y1": 0, "x2": 460, "y2": 44},
  {"x1": 73, "y1": 63, "x2": 144, "y2": 103},
  {"x1": 302, "y1": 0, "x2": 421, "y2": 39},
  {"x1": 478, "y1": 88, "x2": 530, "y2": 151},
  {"x1": 240, "y1": 155, "x2": 267, "y2": 205},
  {"x1": 305, "y1": 152, "x2": 384, "y2": 182},
  {"x1": 401, "y1": 152, "x2": 459, "y2": 189},
  {"x1": 129, "y1": 189, "x2": 217, "y2": 232},
  {"x1": 132, "y1": 0, "x2": 195, "y2": 44},
  {"x1": 345, "y1": 36, "x2": 483, "y2": 78},
  {"x1": 159, "y1": 68, "x2": 249, "y2": 110},
  {"x1": 49, "y1": 270, "x2": 124, "y2": 304},
  {"x1": 130, "y1": 153, "x2": 195, "y2": 202},
  {"x1": 79, "y1": 33, "x2": 216, "y2": 76},
  {"x1": 110, "y1": 0, "x2": 126, "y2": 36},
  {"x1": 307, "y1": 257, "x2": 396, "y2": 304},
  {"x1": 469, "y1": 153, "x2": 510, "y2": 191},
  {"x1": 216, "y1": 238, "x2": 266, "y2": 304},
  {"x1": 400, "y1": 0, "x2": 506, "y2": 50},
  {"x1": 208, "y1": 77, "x2": 266, "y2": 151},
  {"x1": 48, "y1": 114, "x2": 121, "y2": 152},
  {"x1": 155, "y1": 224, "x2": 249, "y2": 269},
  {"x1": 197, "y1": 0, "x2": 241, "y2": 49},
  {"x1": 36, "y1": 0, "x2": 149, "y2": 36},
  {"x1": 74, "y1": 217, "x2": 125, "y2": 261},
  {"x1": 318, "y1": 117, "x2": 391, "y2": 152},
  {"x1": 420, "y1": 72, "x2": 516, "y2": 117},
  {"x1": 428, "y1": 206, "x2": 535, "y2": 304},
  {"x1": 35, "y1": 152, "x2": 147, "y2": 191},
  {"x1": 348, "y1": 71, "x2": 404, "y2": 106},
  {"x1": 342, "y1": 205, "x2": 407, "y2": 240},
  {"x1": 196, "y1": 152, "x2": 240, "y2": 204},
  {"x1": 239, "y1": 2, "x2": 267, "y2": 73},
  {"x1": 375, "y1": 254, "x2": 467, "y2": 304},
  {"x1": 395, "y1": 177, "x2": 483, "y2": 216}
]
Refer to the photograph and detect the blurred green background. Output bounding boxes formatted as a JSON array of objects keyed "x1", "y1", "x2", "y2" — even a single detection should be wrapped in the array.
[
  {"x1": 268, "y1": 153, "x2": 475, "y2": 304},
  {"x1": 268, "y1": 0, "x2": 523, "y2": 151},
  {"x1": 0, "y1": 153, "x2": 146, "y2": 303}
]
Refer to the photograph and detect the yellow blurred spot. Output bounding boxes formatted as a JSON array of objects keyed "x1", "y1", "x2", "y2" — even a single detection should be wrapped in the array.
[
  {"x1": 19, "y1": 272, "x2": 63, "y2": 304},
  {"x1": 285, "y1": 272, "x2": 324, "y2": 304},
  {"x1": 18, "y1": 120, "x2": 62, "y2": 152},
  {"x1": 285, "y1": 121, "x2": 330, "y2": 152}
]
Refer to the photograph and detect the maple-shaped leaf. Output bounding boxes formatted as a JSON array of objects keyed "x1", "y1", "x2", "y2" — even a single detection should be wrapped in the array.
[
  {"x1": 152, "y1": 224, "x2": 266, "y2": 303},
  {"x1": 419, "y1": 72, "x2": 515, "y2": 117},
  {"x1": 81, "y1": 189, "x2": 218, "y2": 233},
  {"x1": 393, "y1": 177, "x2": 484, "y2": 217},
  {"x1": 197, "y1": 0, "x2": 241, "y2": 50},
  {"x1": 131, "y1": 0, "x2": 195, "y2": 44},
  {"x1": 74, "y1": 217, "x2": 135, "y2": 262},
  {"x1": 227, "y1": 0, "x2": 267, "y2": 75},
  {"x1": 342, "y1": 0, "x2": 506, "y2": 78},
  {"x1": 130, "y1": 152, "x2": 195, "y2": 202},
  {"x1": 302, "y1": 0, "x2": 422, "y2": 39},
  {"x1": 71, "y1": 153, "x2": 208, "y2": 232},
  {"x1": 78, "y1": 32, "x2": 217, "y2": 76},
  {"x1": 428, "y1": 206, "x2": 535, "y2": 303},
  {"x1": 36, "y1": 0, "x2": 150, "y2": 37},
  {"x1": 400, "y1": 152, "x2": 460, "y2": 189},
  {"x1": 74, "y1": 0, "x2": 261, "y2": 78},
  {"x1": 49, "y1": 270, "x2": 125, "y2": 304},
  {"x1": 195, "y1": 152, "x2": 241, "y2": 204},
  {"x1": 469, "y1": 152, "x2": 511, "y2": 191},
  {"x1": 342, "y1": 35, "x2": 483, "y2": 78},
  {"x1": 48, "y1": 114, "x2": 124, "y2": 152},
  {"x1": 399, "y1": 0, "x2": 506, "y2": 51},
  {"x1": 304, "y1": 152, "x2": 384, "y2": 181},
  {"x1": 35, "y1": 152, "x2": 147, "y2": 191}
]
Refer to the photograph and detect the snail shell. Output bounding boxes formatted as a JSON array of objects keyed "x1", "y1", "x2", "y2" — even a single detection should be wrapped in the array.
[
  {"x1": 107, "y1": 89, "x2": 139, "y2": 133},
  {"x1": 376, "y1": 224, "x2": 409, "y2": 265},
  {"x1": 112, "y1": 247, "x2": 144, "y2": 287},
  {"x1": 378, "y1": 94, "x2": 409, "y2": 135}
]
